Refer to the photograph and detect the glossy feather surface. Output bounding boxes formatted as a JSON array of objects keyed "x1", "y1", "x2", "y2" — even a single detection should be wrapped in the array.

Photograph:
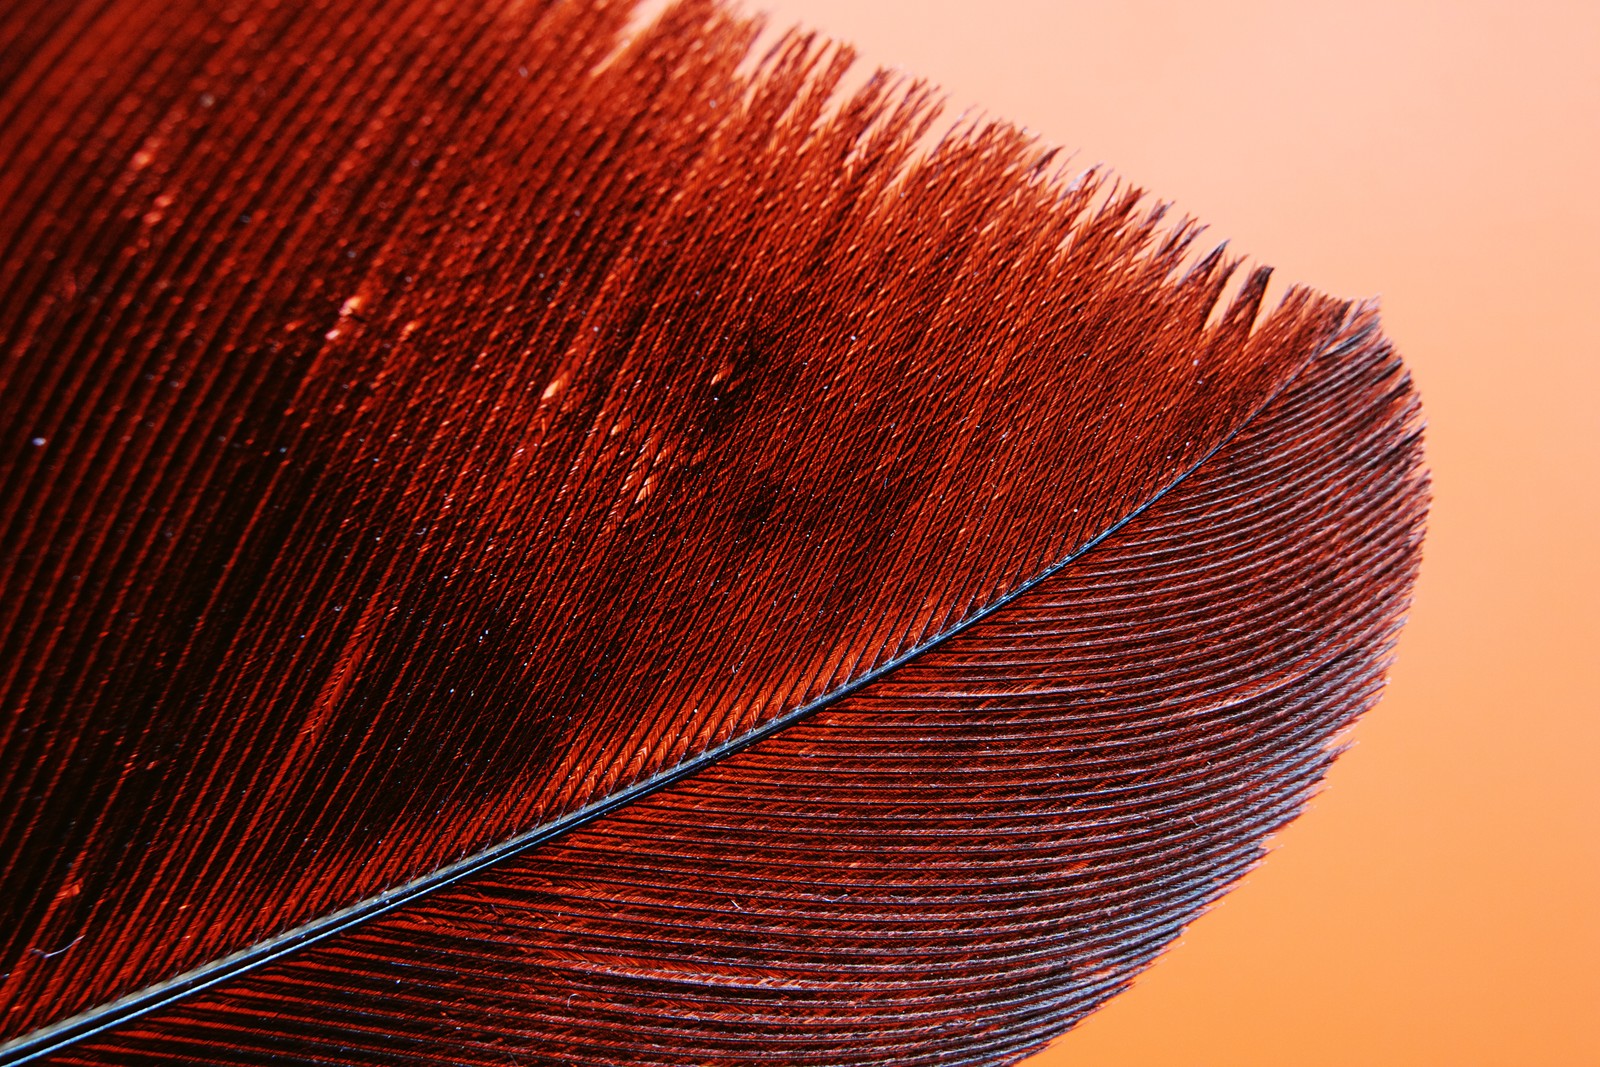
[{"x1": 0, "y1": 0, "x2": 1428, "y2": 1063}]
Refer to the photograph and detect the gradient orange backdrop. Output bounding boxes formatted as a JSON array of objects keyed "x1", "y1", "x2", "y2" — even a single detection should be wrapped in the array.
[{"x1": 750, "y1": 2, "x2": 1599, "y2": 1063}]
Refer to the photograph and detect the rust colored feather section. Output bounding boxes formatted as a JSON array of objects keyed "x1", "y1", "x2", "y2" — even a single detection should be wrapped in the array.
[
  {"x1": 46, "y1": 310, "x2": 1426, "y2": 1066},
  {"x1": 0, "y1": 0, "x2": 1427, "y2": 1061}
]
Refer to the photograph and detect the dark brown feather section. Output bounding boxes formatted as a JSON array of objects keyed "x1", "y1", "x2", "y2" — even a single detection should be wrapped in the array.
[{"x1": 0, "y1": 0, "x2": 1426, "y2": 1062}]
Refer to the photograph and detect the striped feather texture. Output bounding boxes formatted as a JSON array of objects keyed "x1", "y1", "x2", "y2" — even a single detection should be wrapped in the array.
[{"x1": 0, "y1": 0, "x2": 1428, "y2": 1063}]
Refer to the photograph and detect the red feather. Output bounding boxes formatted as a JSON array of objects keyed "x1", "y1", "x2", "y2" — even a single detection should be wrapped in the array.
[{"x1": 0, "y1": 0, "x2": 1427, "y2": 1063}]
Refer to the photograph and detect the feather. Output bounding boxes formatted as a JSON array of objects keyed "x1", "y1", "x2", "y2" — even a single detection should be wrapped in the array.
[{"x1": 0, "y1": 0, "x2": 1428, "y2": 1064}]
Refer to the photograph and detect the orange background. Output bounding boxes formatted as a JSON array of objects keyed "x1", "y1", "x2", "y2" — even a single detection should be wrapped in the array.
[{"x1": 754, "y1": 1, "x2": 1599, "y2": 1063}]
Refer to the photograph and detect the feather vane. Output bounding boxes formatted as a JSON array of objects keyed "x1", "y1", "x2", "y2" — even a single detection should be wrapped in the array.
[{"x1": 0, "y1": 0, "x2": 1428, "y2": 1063}]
